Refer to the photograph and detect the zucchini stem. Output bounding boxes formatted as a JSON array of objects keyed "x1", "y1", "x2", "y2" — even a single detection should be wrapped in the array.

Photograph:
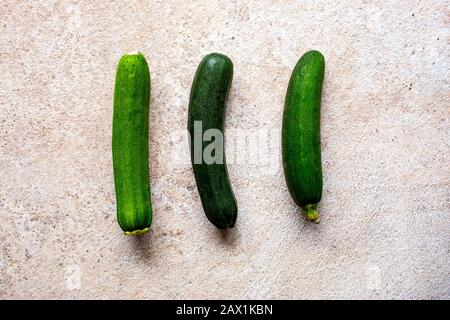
[
  {"x1": 304, "y1": 204, "x2": 320, "y2": 224},
  {"x1": 124, "y1": 227, "x2": 149, "y2": 236}
]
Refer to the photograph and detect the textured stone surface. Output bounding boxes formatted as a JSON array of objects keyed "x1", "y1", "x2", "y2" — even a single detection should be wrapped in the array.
[{"x1": 0, "y1": 0, "x2": 449, "y2": 299}]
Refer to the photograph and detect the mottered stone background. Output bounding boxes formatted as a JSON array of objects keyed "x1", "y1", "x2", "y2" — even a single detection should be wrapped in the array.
[{"x1": 0, "y1": 1, "x2": 448, "y2": 299}]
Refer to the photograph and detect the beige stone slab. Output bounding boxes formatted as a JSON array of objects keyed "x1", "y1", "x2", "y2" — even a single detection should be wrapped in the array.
[{"x1": 0, "y1": 0, "x2": 448, "y2": 299}]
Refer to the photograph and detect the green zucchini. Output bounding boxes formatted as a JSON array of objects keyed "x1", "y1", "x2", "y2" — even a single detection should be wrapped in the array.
[
  {"x1": 282, "y1": 50, "x2": 325, "y2": 223},
  {"x1": 112, "y1": 52, "x2": 152, "y2": 235},
  {"x1": 188, "y1": 53, "x2": 237, "y2": 229}
]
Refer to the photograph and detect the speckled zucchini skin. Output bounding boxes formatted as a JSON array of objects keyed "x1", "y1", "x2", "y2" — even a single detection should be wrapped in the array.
[
  {"x1": 188, "y1": 53, "x2": 237, "y2": 229},
  {"x1": 112, "y1": 53, "x2": 152, "y2": 235},
  {"x1": 282, "y1": 50, "x2": 325, "y2": 223}
]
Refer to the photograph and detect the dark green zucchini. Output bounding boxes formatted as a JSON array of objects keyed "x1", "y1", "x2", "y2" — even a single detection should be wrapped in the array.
[
  {"x1": 112, "y1": 52, "x2": 152, "y2": 235},
  {"x1": 188, "y1": 53, "x2": 237, "y2": 229},
  {"x1": 282, "y1": 50, "x2": 325, "y2": 223}
]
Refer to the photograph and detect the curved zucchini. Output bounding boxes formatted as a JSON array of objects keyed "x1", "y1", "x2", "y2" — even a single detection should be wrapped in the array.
[
  {"x1": 112, "y1": 52, "x2": 152, "y2": 235},
  {"x1": 282, "y1": 50, "x2": 325, "y2": 223},
  {"x1": 188, "y1": 53, "x2": 237, "y2": 229}
]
